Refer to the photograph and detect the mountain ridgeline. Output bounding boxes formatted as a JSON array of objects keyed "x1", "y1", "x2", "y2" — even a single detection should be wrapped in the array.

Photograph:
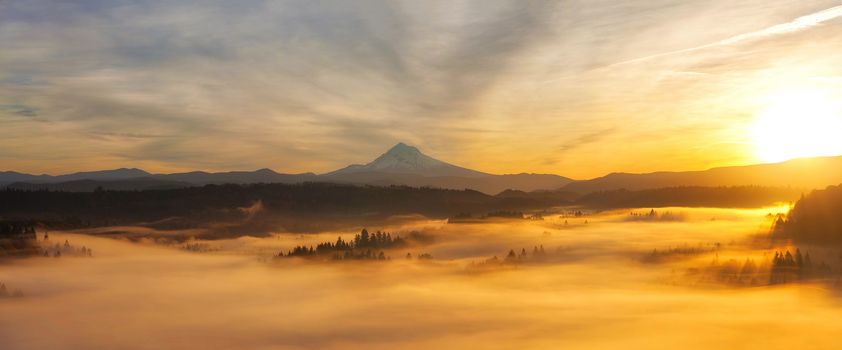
[
  {"x1": 0, "y1": 143, "x2": 571, "y2": 194},
  {"x1": 3, "y1": 143, "x2": 842, "y2": 195},
  {"x1": 560, "y1": 156, "x2": 842, "y2": 193}
]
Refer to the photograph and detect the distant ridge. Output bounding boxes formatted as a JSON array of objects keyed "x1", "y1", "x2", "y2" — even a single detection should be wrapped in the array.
[
  {"x1": 154, "y1": 168, "x2": 317, "y2": 185},
  {"x1": 5, "y1": 144, "x2": 842, "y2": 195},
  {"x1": 0, "y1": 143, "x2": 571, "y2": 194},
  {"x1": 560, "y1": 156, "x2": 842, "y2": 193},
  {"x1": 6, "y1": 178, "x2": 190, "y2": 192},
  {"x1": 0, "y1": 168, "x2": 150, "y2": 184}
]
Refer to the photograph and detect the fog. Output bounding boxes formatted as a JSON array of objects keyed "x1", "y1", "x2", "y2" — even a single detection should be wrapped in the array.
[{"x1": 4, "y1": 206, "x2": 842, "y2": 349}]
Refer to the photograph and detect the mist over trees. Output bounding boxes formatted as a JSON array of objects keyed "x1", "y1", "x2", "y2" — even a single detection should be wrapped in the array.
[
  {"x1": 0, "y1": 281, "x2": 24, "y2": 298},
  {"x1": 0, "y1": 183, "x2": 802, "y2": 236},
  {"x1": 0, "y1": 221, "x2": 39, "y2": 257},
  {"x1": 0, "y1": 221, "x2": 93, "y2": 258},
  {"x1": 775, "y1": 184, "x2": 842, "y2": 244},
  {"x1": 577, "y1": 186, "x2": 802, "y2": 209},
  {"x1": 277, "y1": 229, "x2": 432, "y2": 261}
]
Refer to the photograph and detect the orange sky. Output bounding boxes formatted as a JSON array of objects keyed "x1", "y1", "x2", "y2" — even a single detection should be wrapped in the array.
[{"x1": 1, "y1": 1, "x2": 842, "y2": 178}]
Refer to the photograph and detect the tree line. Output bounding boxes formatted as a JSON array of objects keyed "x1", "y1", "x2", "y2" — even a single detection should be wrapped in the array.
[
  {"x1": 775, "y1": 184, "x2": 842, "y2": 244},
  {"x1": 277, "y1": 229, "x2": 410, "y2": 261}
]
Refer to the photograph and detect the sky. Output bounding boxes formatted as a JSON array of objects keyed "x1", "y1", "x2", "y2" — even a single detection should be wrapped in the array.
[{"x1": 2, "y1": 0, "x2": 842, "y2": 178}]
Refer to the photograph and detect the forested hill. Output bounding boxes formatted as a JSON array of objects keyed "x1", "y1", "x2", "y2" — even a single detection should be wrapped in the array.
[
  {"x1": 0, "y1": 183, "x2": 804, "y2": 233},
  {"x1": 0, "y1": 183, "x2": 570, "y2": 229},
  {"x1": 776, "y1": 185, "x2": 842, "y2": 244}
]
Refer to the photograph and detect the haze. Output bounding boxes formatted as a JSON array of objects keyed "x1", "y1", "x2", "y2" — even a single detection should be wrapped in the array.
[{"x1": 7, "y1": 208, "x2": 842, "y2": 349}]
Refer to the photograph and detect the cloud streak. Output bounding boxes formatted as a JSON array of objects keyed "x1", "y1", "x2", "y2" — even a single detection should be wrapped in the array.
[{"x1": 604, "y1": 3, "x2": 842, "y2": 68}]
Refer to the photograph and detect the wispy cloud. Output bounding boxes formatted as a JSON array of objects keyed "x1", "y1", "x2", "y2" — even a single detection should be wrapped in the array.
[
  {"x1": 604, "y1": 3, "x2": 842, "y2": 68},
  {"x1": 0, "y1": 104, "x2": 38, "y2": 117},
  {"x1": 1, "y1": 0, "x2": 840, "y2": 177}
]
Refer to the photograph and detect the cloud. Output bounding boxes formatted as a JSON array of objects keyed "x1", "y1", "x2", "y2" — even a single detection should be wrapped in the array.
[
  {"x1": 0, "y1": 104, "x2": 38, "y2": 117},
  {"x1": 0, "y1": 0, "x2": 566, "y2": 172},
  {"x1": 1, "y1": 0, "x2": 841, "y2": 177},
  {"x1": 557, "y1": 128, "x2": 617, "y2": 153},
  {"x1": 603, "y1": 3, "x2": 842, "y2": 68}
]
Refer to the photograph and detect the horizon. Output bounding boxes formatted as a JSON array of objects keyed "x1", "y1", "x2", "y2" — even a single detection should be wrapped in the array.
[
  {"x1": 2, "y1": 1, "x2": 842, "y2": 177},
  {"x1": 4, "y1": 141, "x2": 842, "y2": 179}
]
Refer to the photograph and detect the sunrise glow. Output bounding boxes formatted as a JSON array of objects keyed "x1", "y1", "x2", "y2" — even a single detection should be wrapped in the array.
[{"x1": 751, "y1": 89, "x2": 842, "y2": 163}]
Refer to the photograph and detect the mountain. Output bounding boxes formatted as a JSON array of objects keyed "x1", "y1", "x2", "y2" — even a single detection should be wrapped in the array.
[
  {"x1": 0, "y1": 171, "x2": 48, "y2": 185},
  {"x1": 55, "y1": 168, "x2": 150, "y2": 182},
  {"x1": 1, "y1": 143, "x2": 572, "y2": 194},
  {"x1": 153, "y1": 169, "x2": 317, "y2": 185},
  {"x1": 326, "y1": 143, "x2": 489, "y2": 178},
  {"x1": 5, "y1": 145, "x2": 842, "y2": 195},
  {"x1": 323, "y1": 143, "x2": 573, "y2": 193},
  {"x1": 561, "y1": 156, "x2": 842, "y2": 193},
  {"x1": 6, "y1": 178, "x2": 190, "y2": 192},
  {"x1": 0, "y1": 168, "x2": 150, "y2": 186}
]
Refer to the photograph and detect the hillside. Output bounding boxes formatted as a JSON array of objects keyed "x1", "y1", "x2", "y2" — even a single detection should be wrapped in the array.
[
  {"x1": 776, "y1": 184, "x2": 842, "y2": 244},
  {"x1": 562, "y1": 156, "x2": 842, "y2": 193}
]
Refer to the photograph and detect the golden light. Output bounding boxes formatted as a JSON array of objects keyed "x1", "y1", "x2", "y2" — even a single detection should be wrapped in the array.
[{"x1": 751, "y1": 89, "x2": 842, "y2": 163}]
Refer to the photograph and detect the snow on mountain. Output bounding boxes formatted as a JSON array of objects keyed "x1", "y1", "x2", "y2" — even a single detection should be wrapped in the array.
[{"x1": 326, "y1": 143, "x2": 489, "y2": 178}]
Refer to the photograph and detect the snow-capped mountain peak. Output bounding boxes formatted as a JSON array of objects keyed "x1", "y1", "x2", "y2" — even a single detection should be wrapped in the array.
[{"x1": 326, "y1": 143, "x2": 489, "y2": 177}]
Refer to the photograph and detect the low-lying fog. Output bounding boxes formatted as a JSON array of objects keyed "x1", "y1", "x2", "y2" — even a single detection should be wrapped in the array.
[{"x1": 4, "y1": 206, "x2": 842, "y2": 349}]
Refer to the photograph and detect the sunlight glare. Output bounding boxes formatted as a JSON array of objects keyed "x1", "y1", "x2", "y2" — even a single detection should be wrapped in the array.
[{"x1": 751, "y1": 89, "x2": 842, "y2": 163}]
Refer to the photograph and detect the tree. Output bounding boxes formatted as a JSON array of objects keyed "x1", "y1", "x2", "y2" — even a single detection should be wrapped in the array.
[{"x1": 359, "y1": 229, "x2": 370, "y2": 247}]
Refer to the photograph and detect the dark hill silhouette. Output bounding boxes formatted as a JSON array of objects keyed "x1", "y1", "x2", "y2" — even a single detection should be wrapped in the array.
[
  {"x1": 0, "y1": 182, "x2": 801, "y2": 236},
  {"x1": 0, "y1": 168, "x2": 150, "y2": 185},
  {"x1": 776, "y1": 184, "x2": 842, "y2": 244},
  {"x1": 1, "y1": 143, "x2": 572, "y2": 194},
  {"x1": 0, "y1": 183, "x2": 577, "y2": 235},
  {"x1": 4, "y1": 145, "x2": 842, "y2": 195},
  {"x1": 153, "y1": 169, "x2": 317, "y2": 185},
  {"x1": 561, "y1": 156, "x2": 842, "y2": 193},
  {"x1": 323, "y1": 171, "x2": 573, "y2": 195},
  {"x1": 6, "y1": 178, "x2": 191, "y2": 192}
]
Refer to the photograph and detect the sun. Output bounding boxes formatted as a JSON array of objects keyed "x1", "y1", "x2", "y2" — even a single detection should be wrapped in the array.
[{"x1": 751, "y1": 89, "x2": 842, "y2": 163}]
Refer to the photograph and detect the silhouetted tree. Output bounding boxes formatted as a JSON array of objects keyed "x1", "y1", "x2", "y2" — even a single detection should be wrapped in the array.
[{"x1": 506, "y1": 249, "x2": 516, "y2": 260}]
